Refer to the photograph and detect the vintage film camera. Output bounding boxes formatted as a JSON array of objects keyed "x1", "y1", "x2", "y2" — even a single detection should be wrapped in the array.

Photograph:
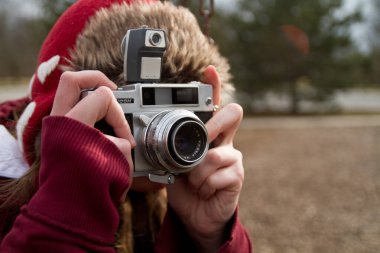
[{"x1": 82, "y1": 27, "x2": 215, "y2": 184}]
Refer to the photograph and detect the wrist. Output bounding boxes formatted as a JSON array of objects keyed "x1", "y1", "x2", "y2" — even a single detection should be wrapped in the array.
[{"x1": 186, "y1": 224, "x2": 227, "y2": 253}]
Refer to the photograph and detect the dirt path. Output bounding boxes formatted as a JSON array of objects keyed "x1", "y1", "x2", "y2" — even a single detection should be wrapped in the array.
[
  {"x1": 241, "y1": 115, "x2": 380, "y2": 129},
  {"x1": 237, "y1": 123, "x2": 380, "y2": 253}
]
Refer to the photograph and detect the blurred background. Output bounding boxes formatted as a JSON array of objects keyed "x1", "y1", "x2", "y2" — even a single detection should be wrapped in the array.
[{"x1": 0, "y1": 0, "x2": 379, "y2": 252}]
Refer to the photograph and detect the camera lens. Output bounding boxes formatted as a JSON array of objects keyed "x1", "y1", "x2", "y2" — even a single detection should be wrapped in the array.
[
  {"x1": 170, "y1": 121, "x2": 207, "y2": 164},
  {"x1": 143, "y1": 110, "x2": 209, "y2": 173},
  {"x1": 149, "y1": 32, "x2": 162, "y2": 46}
]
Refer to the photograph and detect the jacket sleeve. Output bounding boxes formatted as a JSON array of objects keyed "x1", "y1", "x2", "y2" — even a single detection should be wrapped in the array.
[
  {"x1": 1, "y1": 116, "x2": 131, "y2": 252},
  {"x1": 155, "y1": 207, "x2": 252, "y2": 253}
]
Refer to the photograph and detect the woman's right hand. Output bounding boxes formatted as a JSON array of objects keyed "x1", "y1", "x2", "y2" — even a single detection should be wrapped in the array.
[{"x1": 50, "y1": 70, "x2": 135, "y2": 177}]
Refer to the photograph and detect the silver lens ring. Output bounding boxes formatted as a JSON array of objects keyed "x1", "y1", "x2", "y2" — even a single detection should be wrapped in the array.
[{"x1": 143, "y1": 109, "x2": 209, "y2": 173}]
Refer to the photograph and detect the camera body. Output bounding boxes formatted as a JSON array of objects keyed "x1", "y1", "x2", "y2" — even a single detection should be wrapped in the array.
[
  {"x1": 82, "y1": 27, "x2": 215, "y2": 184},
  {"x1": 82, "y1": 83, "x2": 214, "y2": 183}
]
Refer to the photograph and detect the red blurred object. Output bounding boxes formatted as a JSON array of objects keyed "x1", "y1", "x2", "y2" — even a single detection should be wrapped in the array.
[{"x1": 281, "y1": 25, "x2": 309, "y2": 56}]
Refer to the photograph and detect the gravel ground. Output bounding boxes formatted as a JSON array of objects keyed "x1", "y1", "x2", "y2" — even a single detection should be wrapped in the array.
[{"x1": 236, "y1": 122, "x2": 380, "y2": 253}]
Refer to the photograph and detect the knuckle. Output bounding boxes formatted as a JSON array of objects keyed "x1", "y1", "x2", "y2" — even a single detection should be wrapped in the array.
[
  {"x1": 93, "y1": 69, "x2": 105, "y2": 76},
  {"x1": 236, "y1": 167, "x2": 245, "y2": 183},
  {"x1": 120, "y1": 139, "x2": 132, "y2": 153},
  {"x1": 95, "y1": 86, "x2": 114, "y2": 101},
  {"x1": 235, "y1": 149, "x2": 243, "y2": 160},
  {"x1": 227, "y1": 103, "x2": 244, "y2": 119},
  {"x1": 207, "y1": 149, "x2": 223, "y2": 165},
  {"x1": 236, "y1": 177, "x2": 244, "y2": 190},
  {"x1": 59, "y1": 71, "x2": 76, "y2": 84},
  {"x1": 205, "y1": 175, "x2": 214, "y2": 188},
  {"x1": 92, "y1": 70, "x2": 107, "y2": 79},
  {"x1": 230, "y1": 168, "x2": 244, "y2": 190},
  {"x1": 236, "y1": 166, "x2": 245, "y2": 182},
  {"x1": 233, "y1": 150, "x2": 244, "y2": 177}
]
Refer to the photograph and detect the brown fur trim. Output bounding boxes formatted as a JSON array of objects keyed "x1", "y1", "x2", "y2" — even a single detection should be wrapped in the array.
[
  {"x1": 126, "y1": 189, "x2": 167, "y2": 253},
  {"x1": 115, "y1": 199, "x2": 134, "y2": 253},
  {"x1": 66, "y1": 1, "x2": 235, "y2": 104}
]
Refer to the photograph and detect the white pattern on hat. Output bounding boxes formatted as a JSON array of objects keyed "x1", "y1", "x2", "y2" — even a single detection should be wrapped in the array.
[
  {"x1": 37, "y1": 55, "x2": 60, "y2": 84},
  {"x1": 16, "y1": 101, "x2": 36, "y2": 153},
  {"x1": 0, "y1": 126, "x2": 28, "y2": 179}
]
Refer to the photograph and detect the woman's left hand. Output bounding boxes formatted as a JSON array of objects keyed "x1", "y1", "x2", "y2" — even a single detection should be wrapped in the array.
[{"x1": 167, "y1": 66, "x2": 244, "y2": 252}]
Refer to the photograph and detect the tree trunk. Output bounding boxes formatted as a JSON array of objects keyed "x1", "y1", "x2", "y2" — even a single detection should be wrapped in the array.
[{"x1": 289, "y1": 81, "x2": 299, "y2": 114}]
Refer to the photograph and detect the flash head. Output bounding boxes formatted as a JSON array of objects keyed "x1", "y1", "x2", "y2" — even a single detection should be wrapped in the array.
[
  {"x1": 122, "y1": 26, "x2": 167, "y2": 83},
  {"x1": 147, "y1": 31, "x2": 165, "y2": 47}
]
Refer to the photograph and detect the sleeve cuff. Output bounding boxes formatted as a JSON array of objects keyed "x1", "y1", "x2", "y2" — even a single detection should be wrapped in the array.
[
  {"x1": 155, "y1": 206, "x2": 252, "y2": 253},
  {"x1": 26, "y1": 116, "x2": 131, "y2": 244},
  {"x1": 217, "y1": 208, "x2": 253, "y2": 253}
]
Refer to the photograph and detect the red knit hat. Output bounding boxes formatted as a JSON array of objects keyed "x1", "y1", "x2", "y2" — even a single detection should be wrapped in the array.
[{"x1": 14, "y1": 0, "x2": 154, "y2": 166}]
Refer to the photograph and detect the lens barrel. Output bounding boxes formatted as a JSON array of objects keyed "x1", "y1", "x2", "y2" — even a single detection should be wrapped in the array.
[
  {"x1": 143, "y1": 110, "x2": 209, "y2": 173},
  {"x1": 170, "y1": 120, "x2": 208, "y2": 165}
]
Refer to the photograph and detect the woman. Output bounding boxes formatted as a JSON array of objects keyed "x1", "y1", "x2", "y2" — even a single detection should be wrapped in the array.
[{"x1": 0, "y1": 0, "x2": 251, "y2": 252}]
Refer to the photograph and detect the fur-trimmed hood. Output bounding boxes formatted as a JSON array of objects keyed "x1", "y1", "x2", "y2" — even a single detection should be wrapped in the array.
[{"x1": 67, "y1": 1, "x2": 234, "y2": 98}]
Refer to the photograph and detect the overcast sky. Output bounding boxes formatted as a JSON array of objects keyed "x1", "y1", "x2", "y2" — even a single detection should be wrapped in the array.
[{"x1": 341, "y1": 0, "x2": 373, "y2": 52}]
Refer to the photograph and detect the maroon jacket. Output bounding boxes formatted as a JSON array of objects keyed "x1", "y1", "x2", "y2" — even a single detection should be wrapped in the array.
[{"x1": 0, "y1": 116, "x2": 252, "y2": 252}]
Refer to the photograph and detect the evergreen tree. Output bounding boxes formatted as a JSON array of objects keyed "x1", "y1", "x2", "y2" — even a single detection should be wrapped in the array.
[
  {"x1": 368, "y1": 0, "x2": 380, "y2": 84},
  {"x1": 211, "y1": 0, "x2": 363, "y2": 113}
]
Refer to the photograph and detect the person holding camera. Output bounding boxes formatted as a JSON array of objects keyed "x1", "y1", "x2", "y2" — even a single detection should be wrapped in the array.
[{"x1": 0, "y1": 0, "x2": 251, "y2": 252}]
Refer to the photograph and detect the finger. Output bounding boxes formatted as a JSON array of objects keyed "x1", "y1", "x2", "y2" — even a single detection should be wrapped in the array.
[
  {"x1": 66, "y1": 86, "x2": 135, "y2": 146},
  {"x1": 187, "y1": 147, "x2": 240, "y2": 192},
  {"x1": 202, "y1": 65, "x2": 221, "y2": 106},
  {"x1": 198, "y1": 165, "x2": 243, "y2": 201},
  {"x1": 105, "y1": 135, "x2": 134, "y2": 175},
  {"x1": 51, "y1": 70, "x2": 117, "y2": 116},
  {"x1": 105, "y1": 135, "x2": 134, "y2": 202},
  {"x1": 206, "y1": 103, "x2": 243, "y2": 145}
]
